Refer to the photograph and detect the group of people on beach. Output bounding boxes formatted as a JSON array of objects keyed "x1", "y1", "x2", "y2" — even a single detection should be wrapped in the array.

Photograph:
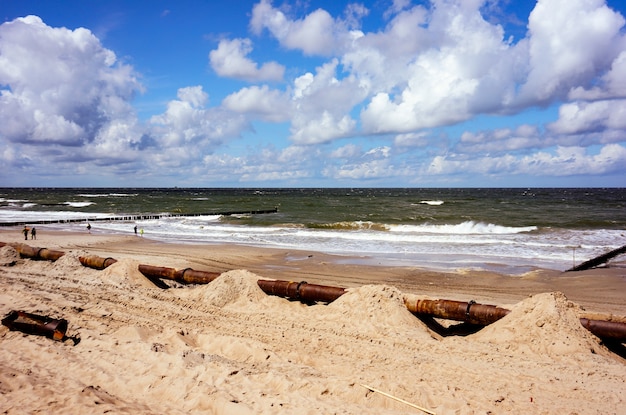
[
  {"x1": 22, "y1": 226, "x2": 36, "y2": 240},
  {"x1": 20, "y1": 223, "x2": 143, "y2": 240}
]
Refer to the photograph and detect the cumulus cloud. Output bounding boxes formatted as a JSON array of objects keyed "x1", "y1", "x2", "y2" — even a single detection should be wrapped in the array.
[
  {"x1": 209, "y1": 38, "x2": 285, "y2": 82},
  {"x1": 455, "y1": 124, "x2": 544, "y2": 154},
  {"x1": 247, "y1": 0, "x2": 626, "y2": 146},
  {"x1": 250, "y1": 0, "x2": 338, "y2": 55},
  {"x1": 517, "y1": 0, "x2": 625, "y2": 105},
  {"x1": 149, "y1": 86, "x2": 248, "y2": 150},
  {"x1": 548, "y1": 100, "x2": 626, "y2": 136},
  {"x1": 222, "y1": 85, "x2": 291, "y2": 122},
  {"x1": 0, "y1": 15, "x2": 141, "y2": 148},
  {"x1": 427, "y1": 144, "x2": 626, "y2": 177},
  {"x1": 288, "y1": 59, "x2": 366, "y2": 144}
]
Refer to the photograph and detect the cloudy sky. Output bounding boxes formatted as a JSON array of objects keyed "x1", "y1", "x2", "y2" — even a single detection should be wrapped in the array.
[{"x1": 1, "y1": 0, "x2": 625, "y2": 187}]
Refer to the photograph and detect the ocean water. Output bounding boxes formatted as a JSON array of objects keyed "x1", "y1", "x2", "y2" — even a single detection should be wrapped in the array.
[{"x1": 1, "y1": 188, "x2": 625, "y2": 274}]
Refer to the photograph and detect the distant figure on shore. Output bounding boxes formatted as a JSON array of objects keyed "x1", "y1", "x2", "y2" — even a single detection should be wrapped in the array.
[
  {"x1": 31, "y1": 227, "x2": 36, "y2": 240},
  {"x1": 87, "y1": 223, "x2": 91, "y2": 233},
  {"x1": 140, "y1": 228, "x2": 144, "y2": 237},
  {"x1": 22, "y1": 226, "x2": 29, "y2": 240},
  {"x1": 134, "y1": 225, "x2": 138, "y2": 235}
]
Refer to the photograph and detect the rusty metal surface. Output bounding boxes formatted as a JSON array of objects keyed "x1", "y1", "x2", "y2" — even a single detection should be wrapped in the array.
[
  {"x1": 2, "y1": 310, "x2": 68, "y2": 341},
  {"x1": 177, "y1": 268, "x2": 221, "y2": 284},
  {"x1": 0, "y1": 242, "x2": 66, "y2": 261},
  {"x1": 580, "y1": 318, "x2": 626, "y2": 341},
  {"x1": 404, "y1": 298, "x2": 511, "y2": 325},
  {"x1": 256, "y1": 280, "x2": 346, "y2": 303},
  {"x1": 79, "y1": 255, "x2": 118, "y2": 270},
  {"x1": 137, "y1": 264, "x2": 220, "y2": 284}
]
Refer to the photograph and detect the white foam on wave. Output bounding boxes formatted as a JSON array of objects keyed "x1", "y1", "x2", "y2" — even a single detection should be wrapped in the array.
[
  {"x1": 64, "y1": 201, "x2": 95, "y2": 208},
  {"x1": 77, "y1": 193, "x2": 138, "y2": 197},
  {"x1": 418, "y1": 200, "x2": 444, "y2": 206},
  {"x1": 390, "y1": 220, "x2": 538, "y2": 235}
]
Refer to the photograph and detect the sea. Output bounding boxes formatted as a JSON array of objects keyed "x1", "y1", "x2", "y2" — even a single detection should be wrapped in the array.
[{"x1": 1, "y1": 188, "x2": 625, "y2": 274}]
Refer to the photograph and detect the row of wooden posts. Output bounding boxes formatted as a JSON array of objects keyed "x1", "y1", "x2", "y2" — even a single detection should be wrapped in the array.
[{"x1": 2, "y1": 241, "x2": 626, "y2": 344}]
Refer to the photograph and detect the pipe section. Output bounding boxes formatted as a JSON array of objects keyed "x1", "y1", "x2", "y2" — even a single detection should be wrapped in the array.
[
  {"x1": 138, "y1": 264, "x2": 221, "y2": 284},
  {"x1": 405, "y1": 298, "x2": 511, "y2": 326},
  {"x1": 78, "y1": 255, "x2": 118, "y2": 270},
  {"x1": 0, "y1": 242, "x2": 65, "y2": 261},
  {"x1": 1, "y1": 310, "x2": 68, "y2": 341},
  {"x1": 256, "y1": 280, "x2": 347, "y2": 303}
]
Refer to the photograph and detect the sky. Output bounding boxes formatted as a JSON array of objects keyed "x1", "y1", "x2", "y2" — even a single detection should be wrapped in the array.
[{"x1": 1, "y1": 0, "x2": 626, "y2": 188}]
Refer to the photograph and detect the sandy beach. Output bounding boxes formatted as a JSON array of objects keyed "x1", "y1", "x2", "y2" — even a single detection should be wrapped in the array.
[{"x1": 1, "y1": 228, "x2": 625, "y2": 414}]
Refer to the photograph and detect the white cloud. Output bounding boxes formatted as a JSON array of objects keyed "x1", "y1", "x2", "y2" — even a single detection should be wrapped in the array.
[
  {"x1": 250, "y1": 0, "x2": 338, "y2": 56},
  {"x1": 209, "y1": 38, "x2": 284, "y2": 82},
  {"x1": 330, "y1": 143, "x2": 362, "y2": 159},
  {"x1": 359, "y1": 1, "x2": 514, "y2": 133},
  {"x1": 455, "y1": 124, "x2": 544, "y2": 154},
  {"x1": 427, "y1": 144, "x2": 626, "y2": 177},
  {"x1": 289, "y1": 59, "x2": 366, "y2": 144},
  {"x1": 517, "y1": 0, "x2": 625, "y2": 105},
  {"x1": 149, "y1": 86, "x2": 248, "y2": 150},
  {"x1": 222, "y1": 85, "x2": 291, "y2": 122},
  {"x1": 0, "y1": 15, "x2": 141, "y2": 148}
]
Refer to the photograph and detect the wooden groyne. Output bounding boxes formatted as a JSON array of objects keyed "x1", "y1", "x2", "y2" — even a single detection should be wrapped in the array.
[
  {"x1": 566, "y1": 243, "x2": 626, "y2": 272},
  {"x1": 0, "y1": 208, "x2": 278, "y2": 227}
]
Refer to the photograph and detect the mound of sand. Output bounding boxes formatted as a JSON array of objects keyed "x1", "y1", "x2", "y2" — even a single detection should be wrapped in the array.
[
  {"x1": 176, "y1": 270, "x2": 273, "y2": 309},
  {"x1": 100, "y1": 258, "x2": 155, "y2": 288},
  {"x1": 326, "y1": 285, "x2": 434, "y2": 340},
  {"x1": 50, "y1": 250, "x2": 89, "y2": 273},
  {"x1": 472, "y1": 292, "x2": 607, "y2": 358},
  {"x1": 0, "y1": 245, "x2": 19, "y2": 266}
]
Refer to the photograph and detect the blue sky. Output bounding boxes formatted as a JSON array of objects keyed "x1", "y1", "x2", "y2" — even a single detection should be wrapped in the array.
[{"x1": 1, "y1": 0, "x2": 625, "y2": 187}]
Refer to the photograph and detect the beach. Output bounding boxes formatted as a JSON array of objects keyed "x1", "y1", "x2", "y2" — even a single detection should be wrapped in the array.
[{"x1": 1, "y1": 228, "x2": 625, "y2": 414}]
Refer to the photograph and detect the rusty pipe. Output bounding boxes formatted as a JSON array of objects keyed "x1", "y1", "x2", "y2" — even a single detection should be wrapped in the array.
[
  {"x1": 406, "y1": 298, "x2": 626, "y2": 341},
  {"x1": 256, "y1": 280, "x2": 347, "y2": 303},
  {"x1": 79, "y1": 255, "x2": 118, "y2": 270},
  {"x1": 1, "y1": 310, "x2": 68, "y2": 341},
  {"x1": 137, "y1": 264, "x2": 220, "y2": 284},
  {"x1": 404, "y1": 298, "x2": 511, "y2": 326},
  {"x1": 176, "y1": 268, "x2": 221, "y2": 284},
  {"x1": 579, "y1": 318, "x2": 626, "y2": 341},
  {"x1": 4, "y1": 242, "x2": 66, "y2": 261}
]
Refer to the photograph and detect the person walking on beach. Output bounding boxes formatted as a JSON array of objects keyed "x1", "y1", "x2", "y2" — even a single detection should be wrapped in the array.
[
  {"x1": 31, "y1": 227, "x2": 36, "y2": 240},
  {"x1": 140, "y1": 228, "x2": 144, "y2": 237},
  {"x1": 87, "y1": 223, "x2": 91, "y2": 233},
  {"x1": 22, "y1": 226, "x2": 29, "y2": 240},
  {"x1": 134, "y1": 225, "x2": 138, "y2": 235}
]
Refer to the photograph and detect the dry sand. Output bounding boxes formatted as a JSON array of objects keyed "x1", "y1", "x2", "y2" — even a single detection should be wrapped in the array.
[{"x1": 0, "y1": 228, "x2": 625, "y2": 414}]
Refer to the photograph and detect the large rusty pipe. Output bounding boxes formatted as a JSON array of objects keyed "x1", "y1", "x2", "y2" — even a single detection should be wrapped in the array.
[
  {"x1": 405, "y1": 298, "x2": 511, "y2": 326},
  {"x1": 79, "y1": 255, "x2": 118, "y2": 270},
  {"x1": 36, "y1": 248, "x2": 65, "y2": 261},
  {"x1": 579, "y1": 318, "x2": 626, "y2": 341},
  {"x1": 406, "y1": 298, "x2": 626, "y2": 341},
  {"x1": 177, "y1": 268, "x2": 221, "y2": 284},
  {"x1": 256, "y1": 280, "x2": 346, "y2": 303},
  {"x1": 137, "y1": 264, "x2": 220, "y2": 284},
  {"x1": 1, "y1": 242, "x2": 65, "y2": 261}
]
